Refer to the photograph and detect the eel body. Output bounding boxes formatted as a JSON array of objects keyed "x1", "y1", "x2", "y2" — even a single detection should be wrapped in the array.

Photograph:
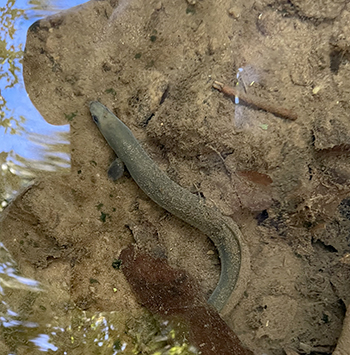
[{"x1": 90, "y1": 101, "x2": 249, "y2": 314}]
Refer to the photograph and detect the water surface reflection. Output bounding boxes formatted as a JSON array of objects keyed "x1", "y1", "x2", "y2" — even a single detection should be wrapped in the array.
[{"x1": 0, "y1": 0, "x2": 90, "y2": 209}]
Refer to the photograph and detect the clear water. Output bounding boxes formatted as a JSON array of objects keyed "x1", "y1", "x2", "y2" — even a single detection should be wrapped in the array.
[{"x1": 3, "y1": 1, "x2": 343, "y2": 354}]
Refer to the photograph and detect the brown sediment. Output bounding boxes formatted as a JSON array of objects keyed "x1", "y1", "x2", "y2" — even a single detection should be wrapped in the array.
[
  {"x1": 332, "y1": 304, "x2": 350, "y2": 355},
  {"x1": 237, "y1": 170, "x2": 273, "y2": 186},
  {"x1": 212, "y1": 80, "x2": 297, "y2": 121},
  {"x1": 119, "y1": 244, "x2": 254, "y2": 355}
]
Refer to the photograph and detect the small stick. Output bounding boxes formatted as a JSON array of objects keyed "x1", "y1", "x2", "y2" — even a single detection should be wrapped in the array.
[
  {"x1": 212, "y1": 81, "x2": 297, "y2": 121},
  {"x1": 206, "y1": 144, "x2": 231, "y2": 177}
]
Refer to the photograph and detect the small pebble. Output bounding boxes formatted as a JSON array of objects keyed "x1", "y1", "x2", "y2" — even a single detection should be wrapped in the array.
[
  {"x1": 312, "y1": 86, "x2": 321, "y2": 94},
  {"x1": 228, "y1": 7, "x2": 241, "y2": 19},
  {"x1": 1, "y1": 163, "x2": 8, "y2": 171},
  {"x1": 341, "y1": 253, "x2": 350, "y2": 264}
]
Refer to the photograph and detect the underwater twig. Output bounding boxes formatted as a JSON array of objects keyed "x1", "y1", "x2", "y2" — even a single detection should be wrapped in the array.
[{"x1": 212, "y1": 80, "x2": 297, "y2": 121}]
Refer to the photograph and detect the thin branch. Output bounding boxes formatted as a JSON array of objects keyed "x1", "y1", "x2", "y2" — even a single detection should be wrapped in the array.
[{"x1": 212, "y1": 80, "x2": 297, "y2": 121}]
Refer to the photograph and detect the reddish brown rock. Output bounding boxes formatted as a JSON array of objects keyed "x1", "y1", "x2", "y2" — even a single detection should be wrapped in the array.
[{"x1": 119, "y1": 245, "x2": 254, "y2": 355}]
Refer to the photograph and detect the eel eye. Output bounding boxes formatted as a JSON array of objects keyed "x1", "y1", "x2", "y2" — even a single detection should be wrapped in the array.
[{"x1": 92, "y1": 115, "x2": 99, "y2": 124}]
